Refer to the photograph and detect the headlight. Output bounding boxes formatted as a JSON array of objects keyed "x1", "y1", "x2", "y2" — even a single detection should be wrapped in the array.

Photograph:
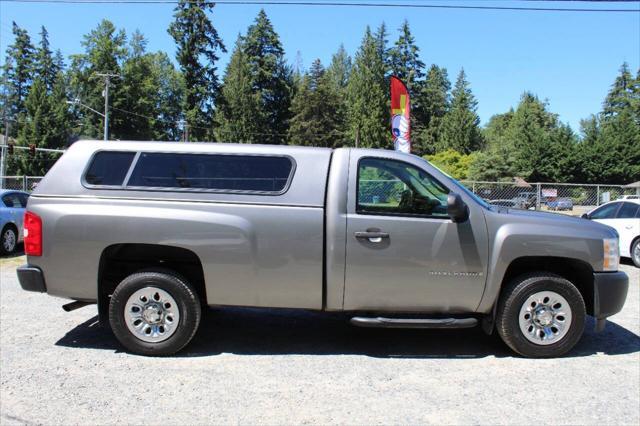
[{"x1": 602, "y1": 238, "x2": 619, "y2": 271}]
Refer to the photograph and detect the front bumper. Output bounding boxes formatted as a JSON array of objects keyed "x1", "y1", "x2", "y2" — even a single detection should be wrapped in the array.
[
  {"x1": 17, "y1": 265, "x2": 47, "y2": 293},
  {"x1": 592, "y1": 271, "x2": 628, "y2": 327}
]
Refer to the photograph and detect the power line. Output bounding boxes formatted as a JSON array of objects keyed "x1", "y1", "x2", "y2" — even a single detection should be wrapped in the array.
[{"x1": 0, "y1": 0, "x2": 637, "y2": 12}]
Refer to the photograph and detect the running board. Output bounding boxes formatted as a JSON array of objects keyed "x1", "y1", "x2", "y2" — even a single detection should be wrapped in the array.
[{"x1": 350, "y1": 317, "x2": 478, "y2": 329}]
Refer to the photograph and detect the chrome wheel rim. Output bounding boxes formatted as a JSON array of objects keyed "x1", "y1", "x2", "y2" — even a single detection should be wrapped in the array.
[
  {"x1": 519, "y1": 291, "x2": 572, "y2": 345},
  {"x1": 2, "y1": 229, "x2": 16, "y2": 252},
  {"x1": 633, "y1": 242, "x2": 640, "y2": 265},
  {"x1": 124, "y1": 287, "x2": 180, "y2": 343}
]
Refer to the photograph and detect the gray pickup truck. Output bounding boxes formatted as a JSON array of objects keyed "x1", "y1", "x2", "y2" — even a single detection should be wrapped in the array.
[{"x1": 17, "y1": 140, "x2": 629, "y2": 357}]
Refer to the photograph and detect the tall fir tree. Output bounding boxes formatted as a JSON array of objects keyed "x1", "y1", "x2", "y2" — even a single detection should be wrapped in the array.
[
  {"x1": 389, "y1": 20, "x2": 424, "y2": 90},
  {"x1": 12, "y1": 76, "x2": 71, "y2": 175},
  {"x1": 324, "y1": 45, "x2": 352, "y2": 147},
  {"x1": 168, "y1": 0, "x2": 225, "y2": 141},
  {"x1": 288, "y1": 59, "x2": 341, "y2": 147},
  {"x1": 440, "y1": 68, "x2": 482, "y2": 154},
  {"x1": 150, "y1": 52, "x2": 185, "y2": 141},
  {"x1": 346, "y1": 26, "x2": 388, "y2": 148},
  {"x1": 215, "y1": 36, "x2": 262, "y2": 143},
  {"x1": 69, "y1": 19, "x2": 127, "y2": 139},
  {"x1": 602, "y1": 62, "x2": 638, "y2": 121},
  {"x1": 243, "y1": 9, "x2": 292, "y2": 144},
  {"x1": 1, "y1": 22, "x2": 35, "y2": 123},
  {"x1": 34, "y1": 26, "x2": 60, "y2": 92},
  {"x1": 413, "y1": 65, "x2": 450, "y2": 155}
]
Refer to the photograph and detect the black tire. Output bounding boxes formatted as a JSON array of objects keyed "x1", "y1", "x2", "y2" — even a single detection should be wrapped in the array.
[
  {"x1": 496, "y1": 272, "x2": 585, "y2": 358},
  {"x1": 109, "y1": 271, "x2": 201, "y2": 356},
  {"x1": 631, "y1": 238, "x2": 640, "y2": 268},
  {"x1": 1, "y1": 225, "x2": 17, "y2": 255}
]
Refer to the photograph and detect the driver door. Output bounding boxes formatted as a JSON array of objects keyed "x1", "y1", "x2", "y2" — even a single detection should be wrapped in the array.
[{"x1": 343, "y1": 154, "x2": 488, "y2": 313}]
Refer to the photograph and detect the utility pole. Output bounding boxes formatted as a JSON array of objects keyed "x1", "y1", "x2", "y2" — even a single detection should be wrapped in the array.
[
  {"x1": 94, "y1": 73, "x2": 119, "y2": 141},
  {"x1": 0, "y1": 116, "x2": 10, "y2": 187}
]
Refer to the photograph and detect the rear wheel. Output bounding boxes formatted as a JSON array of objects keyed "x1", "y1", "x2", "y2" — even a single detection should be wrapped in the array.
[
  {"x1": 109, "y1": 271, "x2": 201, "y2": 356},
  {"x1": 631, "y1": 238, "x2": 640, "y2": 268},
  {"x1": 496, "y1": 272, "x2": 585, "y2": 358},
  {"x1": 1, "y1": 226, "x2": 17, "y2": 255}
]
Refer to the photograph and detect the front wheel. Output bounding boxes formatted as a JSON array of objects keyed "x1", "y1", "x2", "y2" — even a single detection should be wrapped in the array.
[
  {"x1": 109, "y1": 271, "x2": 202, "y2": 356},
  {"x1": 496, "y1": 273, "x2": 585, "y2": 358}
]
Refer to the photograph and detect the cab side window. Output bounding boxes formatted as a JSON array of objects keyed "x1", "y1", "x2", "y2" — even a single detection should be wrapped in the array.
[
  {"x1": 590, "y1": 202, "x2": 621, "y2": 219},
  {"x1": 617, "y1": 202, "x2": 640, "y2": 219},
  {"x1": 2, "y1": 193, "x2": 25, "y2": 208},
  {"x1": 357, "y1": 158, "x2": 449, "y2": 218}
]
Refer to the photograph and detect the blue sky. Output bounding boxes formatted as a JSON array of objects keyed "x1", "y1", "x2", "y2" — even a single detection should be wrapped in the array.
[{"x1": 1, "y1": 1, "x2": 638, "y2": 131}]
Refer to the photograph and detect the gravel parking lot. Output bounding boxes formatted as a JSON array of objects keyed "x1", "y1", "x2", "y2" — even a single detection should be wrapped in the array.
[{"x1": 1, "y1": 255, "x2": 638, "y2": 425}]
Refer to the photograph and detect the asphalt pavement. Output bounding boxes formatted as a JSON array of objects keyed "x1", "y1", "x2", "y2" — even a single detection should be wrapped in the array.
[{"x1": 1, "y1": 255, "x2": 638, "y2": 425}]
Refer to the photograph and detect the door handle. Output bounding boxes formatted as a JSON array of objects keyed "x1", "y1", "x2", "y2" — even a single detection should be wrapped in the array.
[{"x1": 355, "y1": 230, "x2": 389, "y2": 242}]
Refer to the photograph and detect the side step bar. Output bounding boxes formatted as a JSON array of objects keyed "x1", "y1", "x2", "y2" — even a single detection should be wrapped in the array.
[{"x1": 350, "y1": 317, "x2": 478, "y2": 329}]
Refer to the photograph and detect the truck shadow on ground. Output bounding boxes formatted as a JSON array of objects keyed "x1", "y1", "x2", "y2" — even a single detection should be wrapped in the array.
[{"x1": 55, "y1": 307, "x2": 640, "y2": 359}]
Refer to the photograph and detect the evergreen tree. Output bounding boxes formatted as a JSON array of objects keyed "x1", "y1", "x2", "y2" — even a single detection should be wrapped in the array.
[
  {"x1": 346, "y1": 26, "x2": 388, "y2": 148},
  {"x1": 324, "y1": 45, "x2": 351, "y2": 146},
  {"x1": 389, "y1": 20, "x2": 424, "y2": 90},
  {"x1": 243, "y1": 9, "x2": 292, "y2": 144},
  {"x1": 69, "y1": 19, "x2": 127, "y2": 139},
  {"x1": 12, "y1": 76, "x2": 71, "y2": 175},
  {"x1": 288, "y1": 59, "x2": 341, "y2": 147},
  {"x1": 374, "y1": 22, "x2": 391, "y2": 81},
  {"x1": 413, "y1": 65, "x2": 450, "y2": 155},
  {"x1": 168, "y1": 0, "x2": 226, "y2": 141},
  {"x1": 215, "y1": 36, "x2": 262, "y2": 143},
  {"x1": 1, "y1": 22, "x2": 35, "y2": 121},
  {"x1": 440, "y1": 69, "x2": 482, "y2": 154},
  {"x1": 602, "y1": 62, "x2": 638, "y2": 121},
  {"x1": 326, "y1": 44, "x2": 351, "y2": 91},
  {"x1": 150, "y1": 52, "x2": 185, "y2": 141},
  {"x1": 118, "y1": 31, "x2": 158, "y2": 140},
  {"x1": 34, "y1": 26, "x2": 60, "y2": 92}
]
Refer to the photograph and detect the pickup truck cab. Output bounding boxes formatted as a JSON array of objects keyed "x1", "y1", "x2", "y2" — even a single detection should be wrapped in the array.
[{"x1": 17, "y1": 141, "x2": 629, "y2": 357}]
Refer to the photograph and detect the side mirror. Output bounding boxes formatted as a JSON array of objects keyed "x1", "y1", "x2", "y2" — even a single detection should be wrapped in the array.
[
  {"x1": 447, "y1": 193, "x2": 469, "y2": 223},
  {"x1": 581, "y1": 213, "x2": 590, "y2": 219}
]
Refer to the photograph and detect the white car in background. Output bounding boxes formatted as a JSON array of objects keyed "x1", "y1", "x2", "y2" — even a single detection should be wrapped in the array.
[{"x1": 584, "y1": 199, "x2": 640, "y2": 267}]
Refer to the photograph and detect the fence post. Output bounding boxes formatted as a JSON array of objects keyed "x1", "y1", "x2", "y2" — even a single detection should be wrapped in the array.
[
  {"x1": 596, "y1": 185, "x2": 600, "y2": 206},
  {"x1": 536, "y1": 183, "x2": 541, "y2": 210},
  {"x1": 472, "y1": 182, "x2": 476, "y2": 194},
  {"x1": 22, "y1": 175, "x2": 27, "y2": 191}
]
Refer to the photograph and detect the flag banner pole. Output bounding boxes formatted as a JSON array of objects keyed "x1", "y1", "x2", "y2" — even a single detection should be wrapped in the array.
[{"x1": 390, "y1": 76, "x2": 411, "y2": 153}]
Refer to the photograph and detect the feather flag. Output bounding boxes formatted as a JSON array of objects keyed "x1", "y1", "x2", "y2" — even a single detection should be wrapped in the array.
[{"x1": 390, "y1": 76, "x2": 411, "y2": 153}]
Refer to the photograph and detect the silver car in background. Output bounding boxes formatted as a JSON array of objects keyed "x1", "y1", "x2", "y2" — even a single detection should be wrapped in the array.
[{"x1": 0, "y1": 190, "x2": 29, "y2": 255}]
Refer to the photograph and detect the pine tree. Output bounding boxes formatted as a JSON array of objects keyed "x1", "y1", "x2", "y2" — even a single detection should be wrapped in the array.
[
  {"x1": 69, "y1": 19, "x2": 127, "y2": 139},
  {"x1": 326, "y1": 45, "x2": 351, "y2": 91},
  {"x1": 1, "y1": 22, "x2": 35, "y2": 122},
  {"x1": 374, "y1": 22, "x2": 391, "y2": 81},
  {"x1": 389, "y1": 20, "x2": 424, "y2": 90},
  {"x1": 440, "y1": 68, "x2": 482, "y2": 154},
  {"x1": 168, "y1": 0, "x2": 226, "y2": 141},
  {"x1": 215, "y1": 36, "x2": 262, "y2": 143},
  {"x1": 34, "y1": 26, "x2": 60, "y2": 92},
  {"x1": 602, "y1": 62, "x2": 637, "y2": 120},
  {"x1": 346, "y1": 26, "x2": 388, "y2": 148},
  {"x1": 13, "y1": 76, "x2": 71, "y2": 175},
  {"x1": 118, "y1": 31, "x2": 158, "y2": 140},
  {"x1": 324, "y1": 45, "x2": 351, "y2": 146},
  {"x1": 288, "y1": 59, "x2": 341, "y2": 147},
  {"x1": 150, "y1": 52, "x2": 184, "y2": 141},
  {"x1": 413, "y1": 65, "x2": 450, "y2": 155},
  {"x1": 243, "y1": 9, "x2": 292, "y2": 144}
]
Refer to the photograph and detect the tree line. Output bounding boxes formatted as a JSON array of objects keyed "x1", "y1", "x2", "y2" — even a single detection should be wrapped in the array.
[{"x1": 1, "y1": 1, "x2": 639, "y2": 183}]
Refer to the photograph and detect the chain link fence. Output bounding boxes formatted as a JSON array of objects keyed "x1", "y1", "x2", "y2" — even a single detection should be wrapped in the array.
[
  {"x1": 0, "y1": 176, "x2": 44, "y2": 192},
  {"x1": 2, "y1": 175, "x2": 637, "y2": 216}
]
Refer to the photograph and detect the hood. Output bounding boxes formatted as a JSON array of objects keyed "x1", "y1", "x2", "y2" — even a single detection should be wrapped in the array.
[{"x1": 487, "y1": 207, "x2": 619, "y2": 239}]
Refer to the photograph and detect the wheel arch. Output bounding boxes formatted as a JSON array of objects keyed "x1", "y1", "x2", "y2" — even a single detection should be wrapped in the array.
[
  {"x1": 97, "y1": 243, "x2": 206, "y2": 327},
  {"x1": 482, "y1": 256, "x2": 595, "y2": 334}
]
